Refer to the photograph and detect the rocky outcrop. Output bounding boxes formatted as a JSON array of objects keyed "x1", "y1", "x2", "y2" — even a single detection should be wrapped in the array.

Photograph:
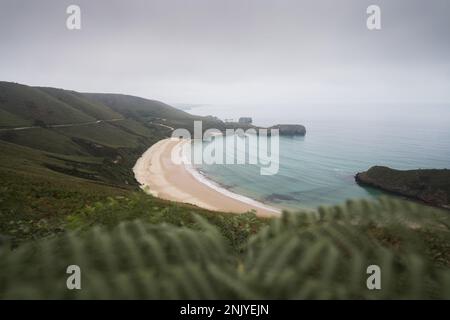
[
  {"x1": 355, "y1": 166, "x2": 450, "y2": 209},
  {"x1": 268, "y1": 124, "x2": 306, "y2": 136},
  {"x1": 222, "y1": 123, "x2": 306, "y2": 136}
]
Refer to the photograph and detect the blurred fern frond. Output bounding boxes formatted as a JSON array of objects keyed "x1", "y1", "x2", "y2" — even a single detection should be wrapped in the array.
[{"x1": 0, "y1": 198, "x2": 449, "y2": 299}]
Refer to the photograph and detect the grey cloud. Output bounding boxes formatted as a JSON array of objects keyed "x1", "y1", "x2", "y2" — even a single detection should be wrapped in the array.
[{"x1": 0, "y1": 0, "x2": 449, "y2": 104}]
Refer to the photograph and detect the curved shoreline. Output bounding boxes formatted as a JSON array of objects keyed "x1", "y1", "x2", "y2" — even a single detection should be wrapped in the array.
[
  {"x1": 133, "y1": 138, "x2": 281, "y2": 217},
  {"x1": 177, "y1": 140, "x2": 282, "y2": 215}
]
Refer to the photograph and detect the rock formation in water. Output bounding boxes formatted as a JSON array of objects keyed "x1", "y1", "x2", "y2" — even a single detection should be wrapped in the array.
[
  {"x1": 355, "y1": 166, "x2": 450, "y2": 209},
  {"x1": 268, "y1": 124, "x2": 306, "y2": 136}
]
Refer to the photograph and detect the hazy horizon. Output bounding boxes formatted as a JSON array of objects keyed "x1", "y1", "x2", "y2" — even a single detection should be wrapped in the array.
[{"x1": 1, "y1": 0, "x2": 450, "y2": 107}]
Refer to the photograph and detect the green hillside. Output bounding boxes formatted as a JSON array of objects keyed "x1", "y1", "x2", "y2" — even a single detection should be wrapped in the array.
[
  {"x1": 38, "y1": 87, "x2": 122, "y2": 120},
  {"x1": 0, "y1": 128, "x2": 87, "y2": 155},
  {"x1": 84, "y1": 92, "x2": 227, "y2": 132},
  {"x1": 0, "y1": 82, "x2": 191, "y2": 188},
  {"x1": 0, "y1": 82, "x2": 94, "y2": 127},
  {"x1": 1, "y1": 81, "x2": 449, "y2": 300},
  {"x1": 0, "y1": 109, "x2": 29, "y2": 127},
  {"x1": 0, "y1": 81, "x2": 242, "y2": 247},
  {"x1": 0, "y1": 139, "x2": 263, "y2": 247},
  {"x1": 83, "y1": 92, "x2": 194, "y2": 121}
]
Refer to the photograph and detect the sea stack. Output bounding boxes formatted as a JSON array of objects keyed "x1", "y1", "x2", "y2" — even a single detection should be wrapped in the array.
[{"x1": 269, "y1": 124, "x2": 306, "y2": 136}]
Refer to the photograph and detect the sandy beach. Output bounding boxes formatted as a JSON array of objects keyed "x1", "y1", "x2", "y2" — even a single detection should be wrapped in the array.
[{"x1": 133, "y1": 138, "x2": 281, "y2": 218}]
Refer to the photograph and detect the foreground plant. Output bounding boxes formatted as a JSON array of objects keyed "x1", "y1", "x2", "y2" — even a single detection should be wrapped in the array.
[{"x1": 1, "y1": 198, "x2": 449, "y2": 299}]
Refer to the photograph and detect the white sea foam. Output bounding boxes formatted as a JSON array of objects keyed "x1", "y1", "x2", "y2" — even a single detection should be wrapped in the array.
[{"x1": 177, "y1": 139, "x2": 281, "y2": 214}]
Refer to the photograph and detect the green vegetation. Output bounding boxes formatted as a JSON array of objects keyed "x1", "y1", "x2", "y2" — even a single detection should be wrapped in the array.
[
  {"x1": 66, "y1": 193, "x2": 267, "y2": 252},
  {"x1": 356, "y1": 166, "x2": 450, "y2": 209},
  {"x1": 0, "y1": 109, "x2": 30, "y2": 128},
  {"x1": 1, "y1": 81, "x2": 450, "y2": 299},
  {"x1": 0, "y1": 128, "x2": 86, "y2": 155},
  {"x1": 0, "y1": 82, "x2": 264, "y2": 248},
  {"x1": 83, "y1": 92, "x2": 227, "y2": 133},
  {"x1": 83, "y1": 92, "x2": 197, "y2": 122},
  {"x1": 0, "y1": 82, "x2": 93, "y2": 127},
  {"x1": 0, "y1": 165, "x2": 264, "y2": 248},
  {"x1": 38, "y1": 87, "x2": 122, "y2": 120},
  {"x1": 1, "y1": 198, "x2": 449, "y2": 299}
]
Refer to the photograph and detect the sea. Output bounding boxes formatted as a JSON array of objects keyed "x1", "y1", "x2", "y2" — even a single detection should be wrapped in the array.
[{"x1": 186, "y1": 103, "x2": 450, "y2": 210}]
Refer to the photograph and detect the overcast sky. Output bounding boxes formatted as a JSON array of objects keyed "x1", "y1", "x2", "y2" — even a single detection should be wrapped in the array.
[{"x1": 1, "y1": 0, "x2": 449, "y2": 105}]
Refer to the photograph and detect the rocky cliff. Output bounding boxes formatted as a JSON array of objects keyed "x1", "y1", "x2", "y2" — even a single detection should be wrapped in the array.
[
  {"x1": 268, "y1": 124, "x2": 306, "y2": 136},
  {"x1": 355, "y1": 166, "x2": 450, "y2": 209}
]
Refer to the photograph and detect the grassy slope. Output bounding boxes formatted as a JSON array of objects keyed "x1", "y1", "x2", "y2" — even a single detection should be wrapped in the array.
[
  {"x1": 0, "y1": 140, "x2": 127, "y2": 241},
  {"x1": 82, "y1": 92, "x2": 196, "y2": 121},
  {"x1": 0, "y1": 128, "x2": 86, "y2": 155},
  {"x1": 38, "y1": 87, "x2": 122, "y2": 120},
  {"x1": 0, "y1": 82, "x2": 94, "y2": 126},
  {"x1": 0, "y1": 82, "x2": 264, "y2": 247},
  {"x1": 1, "y1": 82, "x2": 449, "y2": 299},
  {"x1": 0, "y1": 140, "x2": 266, "y2": 247},
  {"x1": 0, "y1": 82, "x2": 180, "y2": 187},
  {"x1": 84, "y1": 92, "x2": 228, "y2": 133},
  {"x1": 0, "y1": 109, "x2": 30, "y2": 127}
]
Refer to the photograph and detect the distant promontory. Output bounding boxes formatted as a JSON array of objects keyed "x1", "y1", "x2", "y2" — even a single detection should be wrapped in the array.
[
  {"x1": 268, "y1": 124, "x2": 306, "y2": 136},
  {"x1": 355, "y1": 166, "x2": 450, "y2": 209},
  {"x1": 222, "y1": 122, "x2": 306, "y2": 136}
]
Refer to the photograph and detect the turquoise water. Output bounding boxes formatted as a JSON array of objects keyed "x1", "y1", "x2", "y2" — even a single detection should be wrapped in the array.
[{"x1": 190, "y1": 104, "x2": 450, "y2": 210}]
